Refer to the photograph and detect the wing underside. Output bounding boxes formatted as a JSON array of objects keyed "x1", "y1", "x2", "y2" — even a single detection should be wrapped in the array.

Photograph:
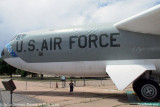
[{"x1": 114, "y1": 5, "x2": 160, "y2": 35}]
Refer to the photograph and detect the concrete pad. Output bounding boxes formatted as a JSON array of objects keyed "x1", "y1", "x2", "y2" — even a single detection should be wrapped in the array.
[{"x1": 0, "y1": 78, "x2": 156, "y2": 107}]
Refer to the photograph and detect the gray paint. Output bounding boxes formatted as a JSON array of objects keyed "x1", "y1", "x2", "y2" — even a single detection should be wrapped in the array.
[{"x1": 2, "y1": 24, "x2": 160, "y2": 63}]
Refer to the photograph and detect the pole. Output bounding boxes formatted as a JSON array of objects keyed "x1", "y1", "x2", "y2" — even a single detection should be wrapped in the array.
[
  {"x1": 84, "y1": 77, "x2": 85, "y2": 86},
  {"x1": 61, "y1": 80, "x2": 63, "y2": 88},
  {"x1": 10, "y1": 91, "x2": 13, "y2": 107},
  {"x1": 10, "y1": 73, "x2": 12, "y2": 79},
  {"x1": 26, "y1": 77, "x2": 27, "y2": 90},
  {"x1": 10, "y1": 73, "x2": 13, "y2": 107},
  {"x1": 74, "y1": 79, "x2": 76, "y2": 86},
  {"x1": 101, "y1": 77, "x2": 102, "y2": 86},
  {"x1": 50, "y1": 79, "x2": 51, "y2": 88}
]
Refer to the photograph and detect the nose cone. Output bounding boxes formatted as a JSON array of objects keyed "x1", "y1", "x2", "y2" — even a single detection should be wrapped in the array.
[
  {"x1": 1, "y1": 43, "x2": 22, "y2": 69},
  {"x1": 1, "y1": 45, "x2": 10, "y2": 59},
  {"x1": 3, "y1": 43, "x2": 18, "y2": 59}
]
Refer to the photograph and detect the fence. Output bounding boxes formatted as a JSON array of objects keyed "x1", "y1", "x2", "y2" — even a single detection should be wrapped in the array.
[{"x1": 0, "y1": 76, "x2": 110, "y2": 91}]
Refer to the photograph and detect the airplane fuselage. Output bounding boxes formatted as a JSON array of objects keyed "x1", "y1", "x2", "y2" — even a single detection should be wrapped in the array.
[
  {"x1": 2, "y1": 24, "x2": 160, "y2": 77},
  {"x1": 2, "y1": 5, "x2": 160, "y2": 101}
]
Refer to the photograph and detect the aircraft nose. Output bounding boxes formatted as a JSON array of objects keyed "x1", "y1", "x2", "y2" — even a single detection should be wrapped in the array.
[
  {"x1": 1, "y1": 43, "x2": 21, "y2": 69},
  {"x1": 1, "y1": 46, "x2": 8, "y2": 59},
  {"x1": 1, "y1": 48, "x2": 4, "y2": 57},
  {"x1": 1, "y1": 43, "x2": 18, "y2": 59}
]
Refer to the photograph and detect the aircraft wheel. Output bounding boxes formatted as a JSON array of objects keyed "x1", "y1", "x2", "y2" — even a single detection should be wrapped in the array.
[
  {"x1": 132, "y1": 78, "x2": 144, "y2": 95},
  {"x1": 133, "y1": 79, "x2": 160, "y2": 102}
]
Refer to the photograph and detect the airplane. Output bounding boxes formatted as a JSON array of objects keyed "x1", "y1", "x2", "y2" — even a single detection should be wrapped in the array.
[{"x1": 1, "y1": 4, "x2": 160, "y2": 102}]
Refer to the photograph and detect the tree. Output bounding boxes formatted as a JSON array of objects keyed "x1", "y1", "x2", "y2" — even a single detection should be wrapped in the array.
[
  {"x1": 16, "y1": 69, "x2": 28, "y2": 77},
  {"x1": 0, "y1": 57, "x2": 36, "y2": 77},
  {"x1": 0, "y1": 58, "x2": 16, "y2": 76},
  {"x1": 7, "y1": 63, "x2": 17, "y2": 77},
  {"x1": 0, "y1": 58, "x2": 7, "y2": 75}
]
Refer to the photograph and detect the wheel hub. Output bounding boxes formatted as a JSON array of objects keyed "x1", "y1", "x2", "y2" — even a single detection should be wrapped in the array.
[{"x1": 141, "y1": 84, "x2": 157, "y2": 99}]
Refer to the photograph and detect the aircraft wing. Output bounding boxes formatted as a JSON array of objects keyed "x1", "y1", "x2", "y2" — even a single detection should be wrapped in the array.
[
  {"x1": 106, "y1": 65, "x2": 156, "y2": 90},
  {"x1": 114, "y1": 5, "x2": 160, "y2": 35}
]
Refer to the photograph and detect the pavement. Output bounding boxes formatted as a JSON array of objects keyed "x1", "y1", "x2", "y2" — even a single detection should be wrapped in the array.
[
  {"x1": 0, "y1": 88, "x2": 43, "y2": 107},
  {"x1": 0, "y1": 78, "x2": 157, "y2": 107}
]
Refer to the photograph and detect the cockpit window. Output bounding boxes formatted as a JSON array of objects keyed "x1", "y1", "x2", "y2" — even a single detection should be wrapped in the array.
[
  {"x1": 11, "y1": 35, "x2": 17, "y2": 41},
  {"x1": 11, "y1": 34, "x2": 26, "y2": 41},
  {"x1": 16, "y1": 34, "x2": 26, "y2": 40}
]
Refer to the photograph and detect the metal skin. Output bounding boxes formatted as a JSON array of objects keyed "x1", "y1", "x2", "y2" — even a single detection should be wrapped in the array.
[
  {"x1": 2, "y1": 24, "x2": 160, "y2": 74},
  {"x1": 3, "y1": 25, "x2": 160, "y2": 62},
  {"x1": 1, "y1": 5, "x2": 160, "y2": 101},
  {"x1": 1, "y1": 24, "x2": 160, "y2": 77}
]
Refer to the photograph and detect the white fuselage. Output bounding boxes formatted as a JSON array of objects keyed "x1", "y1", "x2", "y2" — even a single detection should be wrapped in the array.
[{"x1": 5, "y1": 57, "x2": 160, "y2": 77}]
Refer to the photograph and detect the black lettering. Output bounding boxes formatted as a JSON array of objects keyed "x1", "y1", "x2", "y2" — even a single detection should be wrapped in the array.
[
  {"x1": 16, "y1": 41, "x2": 23, "y2": 52},
  {"x1": 28, "y1": 40, "x2": 35, "y2": 51},
  {"x1": 89, "y1": 34, "x2": 98, "y2": 48},
  {"x1": 110, "y1": 33, "x2": 120, "y2": 47},
  {"x1": 78, "y1": 35, "x2": 87, "y2": 48},
  {"x1": 69, "y1": 36, "x2": 78, "y2": 49},
  {"x1": 50, "y1": 38, "x2": 52, "y2": 50},
  {"x1": 41, "y1": 39, "x2": 48, "y2": 51},
  {"x1": 99, "y1": 34, "x2": 109, "y2": 47},
  {"x1": 39, "y1": 51, "x2": 43, "y2": 56},
  {"x1": 54, "y1": 37, "x2": 62, "y2": 50}
]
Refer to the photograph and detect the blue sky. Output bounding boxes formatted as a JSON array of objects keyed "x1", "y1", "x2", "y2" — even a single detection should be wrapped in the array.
[{"x1": 0, "y1": 0, "x2": 160, "y2": 57}]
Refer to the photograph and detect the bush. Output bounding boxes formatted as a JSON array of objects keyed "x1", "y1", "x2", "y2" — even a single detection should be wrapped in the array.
[{"x1": 16, "y1": 69, "x2": 28, "y2": 77}]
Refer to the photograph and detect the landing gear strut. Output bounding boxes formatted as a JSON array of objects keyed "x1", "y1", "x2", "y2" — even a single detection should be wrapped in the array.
[{"x1": 133, "y1": 78, "x2": 160, "y2": 102}]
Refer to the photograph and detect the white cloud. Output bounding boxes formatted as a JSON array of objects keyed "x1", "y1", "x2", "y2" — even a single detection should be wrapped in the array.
[
  {"x1": 90, "y1": 0, "x2": 159, "y2": 24},
  {"x1": 0, "y1": 0, "x2": 159, "y2": 54}
]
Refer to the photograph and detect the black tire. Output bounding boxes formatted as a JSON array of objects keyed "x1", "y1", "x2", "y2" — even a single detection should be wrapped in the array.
[
  {"x1": 132, "y1": 78, "x2": 145, "y2": 95},
  {"x1": 133, "y1": 80, "x2": 138, "y2": 94},
  {"x1": 133, "y1": 79, "x2": 160, "y2": 102}
]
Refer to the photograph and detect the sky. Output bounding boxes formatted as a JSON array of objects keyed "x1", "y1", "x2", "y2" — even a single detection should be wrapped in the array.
[{"x1": 0, "y1": 0, "x2": 160, "y2": 56}]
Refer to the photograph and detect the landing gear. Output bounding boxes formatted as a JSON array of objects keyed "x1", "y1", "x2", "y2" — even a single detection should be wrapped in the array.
[{"x1": 133, "y1": 79, "x2": 160, "y2": 102}]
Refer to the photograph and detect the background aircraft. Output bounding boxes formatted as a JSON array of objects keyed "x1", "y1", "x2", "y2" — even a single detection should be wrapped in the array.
[{"x1": 1, "y1": 5, "x2": 160, "y2": 102}]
